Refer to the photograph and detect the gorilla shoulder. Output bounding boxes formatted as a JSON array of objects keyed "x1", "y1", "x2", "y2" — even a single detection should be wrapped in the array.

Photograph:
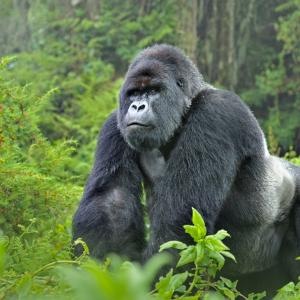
[{"x1": 187, "y1": 88, "x2": 268, "y2": 160}]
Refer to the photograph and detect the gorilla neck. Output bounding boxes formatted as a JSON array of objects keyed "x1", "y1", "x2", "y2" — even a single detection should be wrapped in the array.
[
  {"x1": 139, "y1": 149, "x2": 166, "y2": 184},
  {"x1": 159, "y1": 131, "x2": 180, "y2": 161},
  {"x1": 139, "y1": 129, "x2": 182, "y2": 183},
  {"x1": 159, "y1": 106, "x2": 192, "y2": 160}
]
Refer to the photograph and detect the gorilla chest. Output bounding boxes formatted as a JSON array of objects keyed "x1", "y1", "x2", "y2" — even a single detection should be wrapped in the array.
[{"x1": 139, "y1": 149, "x2": 166, "y2": 183}]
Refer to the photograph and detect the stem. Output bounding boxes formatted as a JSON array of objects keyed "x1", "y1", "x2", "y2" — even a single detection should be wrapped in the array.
[
  {"x1": 234, "y1": 289, "x2": 248, "y2": 300},
  {"x1": 31, "y1": 260, "x2": 81, "y2": 277},
  {"x1": 0, "y1": 261, "x2": 80, "y2": 296},
  {"x1": 0, "y1": 278, "x2": 13, "y2": 284},
  {"x1": 148, "y1": 288, "x2": 158, "y2": 295},
  {"x1": 179, "y1": 264, "x2": 199, "y2": 298}
]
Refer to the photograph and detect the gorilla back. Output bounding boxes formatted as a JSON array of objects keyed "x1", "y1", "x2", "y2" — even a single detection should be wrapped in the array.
[{"x1": 73, "y1": 44, "x2": 300, "y2": 292}]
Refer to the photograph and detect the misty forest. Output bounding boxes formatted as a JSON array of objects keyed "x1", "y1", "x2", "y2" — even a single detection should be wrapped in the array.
[{"x1": 0, "y1": 0, "x2": 300, "y2": 299}]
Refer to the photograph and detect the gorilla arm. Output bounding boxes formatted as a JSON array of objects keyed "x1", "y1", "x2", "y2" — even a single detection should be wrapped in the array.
[{"x1": 72, "y1": 112, "x2": 145, "y2": 261}]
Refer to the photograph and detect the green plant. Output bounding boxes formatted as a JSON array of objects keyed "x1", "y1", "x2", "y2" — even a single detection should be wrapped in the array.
[
  {"x1": 274, "y1": 278, "x2": 300, "y2": 300},
  {"x1": 155, "y1": 208, "x2": 265, "y2": 300},
  {"x1": 0, "y1": 208, "x2": 270, "y2": 300},
  {"x1": 0, "y1": 56, "x2": 81, "y2": 297}
]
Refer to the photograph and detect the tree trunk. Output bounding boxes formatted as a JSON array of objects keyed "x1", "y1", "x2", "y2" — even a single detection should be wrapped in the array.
[
  {"x1": 12, "y1": 0, "x2": 31, "y2": 52},
  {"x1": 196, "y1": 0, "x2": 257, "y2": 90},
  {"x1": 86, "y1": 0, "x2": 100, "y2": 20},
  {"x1": 295, "y1": 128, "x2": 300, "y2": 155},
  {"x1": 235, "y1": 0, "x2": 256, "y2": 88},
  {"x1": 176, "y1": 0, "x2": 198, "y2": 63},
  {"x1": 226, "y1": 0, "x2": 236, "y2": 90}
]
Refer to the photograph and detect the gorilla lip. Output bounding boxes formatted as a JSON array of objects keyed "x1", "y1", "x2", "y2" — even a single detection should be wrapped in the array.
[{"x1": 127, "y1": 122, "x2": 151, "y2": 128}]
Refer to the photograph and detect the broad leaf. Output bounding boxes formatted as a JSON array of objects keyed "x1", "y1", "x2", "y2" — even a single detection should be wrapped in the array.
[
  {"x1": 177, "y1": 246, "x2": 197, "y2": 267},
  {"x1": 159, "y1": 241, "x2": 187, "y2": 252}
]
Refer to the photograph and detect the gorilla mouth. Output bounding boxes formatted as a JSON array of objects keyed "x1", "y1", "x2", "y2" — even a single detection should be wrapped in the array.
[{"x1": 127, "y1": 122, "x2": 151, "y2": 128}]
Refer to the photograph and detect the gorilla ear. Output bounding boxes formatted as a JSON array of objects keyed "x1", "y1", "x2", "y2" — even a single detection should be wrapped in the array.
[{"x1": 176, "y1": 79, "x2": 184, "y2": 89}]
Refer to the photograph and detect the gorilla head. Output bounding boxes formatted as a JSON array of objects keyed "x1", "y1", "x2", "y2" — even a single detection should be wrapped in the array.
[{"x1": 118, "y1": 44, "x2": 205, "y2": 152}]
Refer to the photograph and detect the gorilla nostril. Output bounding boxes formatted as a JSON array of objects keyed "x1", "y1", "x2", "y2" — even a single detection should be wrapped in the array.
[
  {"x1": 129, "y1": 101, "x2": 147, "y2": 113},
  {"x1": 138, "y1": 104, "x2": 145, "y2": 111}
]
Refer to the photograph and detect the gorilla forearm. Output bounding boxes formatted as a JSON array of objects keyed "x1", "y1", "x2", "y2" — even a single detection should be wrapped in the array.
[
  {"x1": 73, "y1": 177, "x2": 145, "y2": 260},
  {"x1": 72, "y1": 113, "x2": 145, "y2": 260}
]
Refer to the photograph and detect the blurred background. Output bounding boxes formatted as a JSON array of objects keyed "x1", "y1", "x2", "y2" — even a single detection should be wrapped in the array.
[
  {"x1": 1, "y1": 0, "x2": 300, "y2": 175},
  {"x1": 0, "y1": 1, "x2": 300, "y2": 298}
]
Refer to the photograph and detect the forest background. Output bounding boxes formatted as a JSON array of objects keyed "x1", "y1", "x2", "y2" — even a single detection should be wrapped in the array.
[{"x1": 0, "y1": 0, "x2": 300, "y2": 299}]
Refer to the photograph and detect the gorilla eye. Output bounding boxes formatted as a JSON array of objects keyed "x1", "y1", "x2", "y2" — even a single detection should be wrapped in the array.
[
  {"x1": 176, "y1": 79, "x2": 184, "y2": 89},
  {"x1": 127, "y1": 89, "x2": 140, "y2": 97},
  {"x1": 148, "y1": 88, "x2": 158, "y2": 96}
]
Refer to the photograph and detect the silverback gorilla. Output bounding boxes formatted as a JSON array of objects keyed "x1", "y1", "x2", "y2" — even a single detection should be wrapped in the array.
[{"x1": 73, "y1": 44, "x2": 300, "y2": 293}]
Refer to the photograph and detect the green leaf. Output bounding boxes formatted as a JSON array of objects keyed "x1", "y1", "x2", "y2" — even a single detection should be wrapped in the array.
[
  {"x1": 143, "y1": 253, "x2": 172, "y2": 284},
  {"x1": 222, "y1": 288, "x2": 236, "y2": 300},
  {"x1": 205, "y1": 236, "x2": 229, "y2": 251},
  {"x1": 183, "y1": 208, "x2": 207, "y2": 241},
  {"x1": 247, "y1": 291, "x2": 267, "y2": 300},
  {"x1": 159, "y1": 241, "x2": 187, "y2": 252},
  {"x1": 196, "y1": 243, "x2": 205, "y2": 264},
  {"x1": 156, "y1": 270, "x2": 174, "y2": 299},
  {"x1": 155, "y1": 270, "x2": 188, "y2": 299},
  {"x1": 180, "y1": 295, "x2": 202, "y2": 300},
  {"x1": 0, "y1": 237, "x2": 7, "y2": 275},
  {"x1": 214, "y1": 229, "x2": 230, "y2": 240},
  {"x1": 177, "y1": 246, "x2": 197, "y2": 267},
  {"x1": 220, "y1": 251, "x2": 236, "y2": 262},
  {"x1": 192, "y1": 208, "x2": 207, "y2": 235},
  {"x1": 209, "y1": 252, "x2": 225, "y2": 270},
  {"x1": 184, "y1": 225, "x2": 200, "y2": 242},
  {"x1": 175, "y1": 285, "x2": 187, "y2": 293},
  {"x1": 169, "y1": 271, "x2": 188, "y2": 290},
  {"x1": 277, "y1": 281, "x2": 295, "y2": 293},
  {"x1": 203, "y1": 291, "x2": 225, "y2": 300},
  {"x1": 220, "y1": 277, "x2": 237, "y2": 289}
]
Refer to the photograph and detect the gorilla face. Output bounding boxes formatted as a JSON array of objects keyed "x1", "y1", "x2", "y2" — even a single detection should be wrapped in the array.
[
  {"x1": 118, "y1": 65, "x2": 187, "y2": 151},
  {"x1": 117, "y1": 45, "x2": 203, "y2": 152}
]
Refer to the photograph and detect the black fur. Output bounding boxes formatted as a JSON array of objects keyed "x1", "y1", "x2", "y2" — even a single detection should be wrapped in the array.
[
  {"x1": 73, "y1": 44, "x2": 300, "y2": 294},
  {"x1": 73, "y1": 113, "x2": 145, "y2": 260}
]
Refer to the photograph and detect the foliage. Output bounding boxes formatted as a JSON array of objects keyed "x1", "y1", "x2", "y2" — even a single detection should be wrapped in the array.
[
  {"x1": 1, "y1": 0, "x2": 300, "y2": 171},
  {"x1": 1, "y1": 206, "x2": 272, "y2": 300},
  {"x1": 157, "y1": 208, "x2": 243, "y2": 300},
  {"x1": 274, "y1": 280, "x2": 300, "y2": 300},
  {"x1": 242, "y1": 0, "x2": 300, "y2": 150},
  {"x1": 0, "y1": 0, "x2": 179, "y2": 185},
  {"x1": 2, "y1": 22, "x2": 119, "y2": 184},
  {"x1": 284, "y1": 149, "x2": 300, "y2": 166},
  {"x1": 0, "y1": 57, "x2": 81, "y2": 297},
  {"x1": 0, "y1": 57, "x2": 81, "y2": 234},
  {"x1": 0, "y1": 1, "x2": 300, "y2": 299}
]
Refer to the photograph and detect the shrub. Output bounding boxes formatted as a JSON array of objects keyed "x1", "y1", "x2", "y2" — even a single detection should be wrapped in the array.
[{"x1": 0, "y1": 57, "x2": 82, "y2": 296}]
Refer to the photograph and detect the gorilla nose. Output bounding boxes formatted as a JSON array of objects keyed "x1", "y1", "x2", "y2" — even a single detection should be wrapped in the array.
[{"x1": 129, "y1": 101, "x2": 148, "y2": 113}]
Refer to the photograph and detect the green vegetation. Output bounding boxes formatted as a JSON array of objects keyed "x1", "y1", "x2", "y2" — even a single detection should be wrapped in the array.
[{"x1": 0, "y1": 0, "x2": 300, "y2": 299}]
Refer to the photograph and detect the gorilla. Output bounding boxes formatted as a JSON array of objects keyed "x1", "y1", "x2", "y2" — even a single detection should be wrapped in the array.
[{"x1": 73, "y1": 44, "x2": 300, "y2": 293}]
